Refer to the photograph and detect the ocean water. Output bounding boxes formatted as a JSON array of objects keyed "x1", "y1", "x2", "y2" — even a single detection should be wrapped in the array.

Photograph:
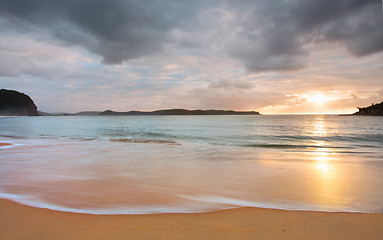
[{"x1": 0, "y1": 115, "x2": 383, "y2": 214}]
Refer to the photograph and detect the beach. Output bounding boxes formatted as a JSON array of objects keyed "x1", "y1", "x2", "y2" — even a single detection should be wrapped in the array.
[
  {"x1": 1, "y1": 199, "x2": 382, "y2": 240},
  {"x1": 1, "y1": 0, "x2": 383, "y2": 238},
  {"x1": 1, "y1": 115, "x2": 383, "y2": 239}
]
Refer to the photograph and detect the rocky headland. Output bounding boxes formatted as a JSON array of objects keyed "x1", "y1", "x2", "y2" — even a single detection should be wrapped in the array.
[
  {"x1": 353, "y1": 102, "x2": 383, "y2": 116},
  {"x1": 0, "y1": 89, "x2": 39, "y2": 116}
]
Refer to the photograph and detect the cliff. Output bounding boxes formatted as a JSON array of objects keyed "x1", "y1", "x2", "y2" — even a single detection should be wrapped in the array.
[
  {"x1": 0, "y1": 89, "x2": 39, "y2": 116},
  {"x1": 353, "y1": 102, "x2": 383, "y2": 116}
]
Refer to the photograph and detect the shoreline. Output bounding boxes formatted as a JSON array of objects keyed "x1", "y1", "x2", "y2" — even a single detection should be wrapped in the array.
[{"x1": 1, "y1": 199, "x2": 382, "y2": 240}]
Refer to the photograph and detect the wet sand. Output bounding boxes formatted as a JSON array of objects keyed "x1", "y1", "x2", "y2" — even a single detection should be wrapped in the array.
[{"x1": 0, "y1": 199, "x2": 382, "y2": 240}]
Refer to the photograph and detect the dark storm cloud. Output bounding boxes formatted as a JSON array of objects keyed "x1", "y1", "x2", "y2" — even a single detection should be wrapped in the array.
[
  {"x1": 291, "y1": 0, "x2": 383, "y2": 57},
  {"x1": 323, "y1": 3, "x2": 383, "y2": 56},
  {"x1": 227, "y1": 0, "x2": 383, "y2": 72},
  {"x1": 0, "y1": 0, "x2": 208, "y2": 64},
  {"x1": 0, "y1": 0, "x2": 382, "y2": 71}
]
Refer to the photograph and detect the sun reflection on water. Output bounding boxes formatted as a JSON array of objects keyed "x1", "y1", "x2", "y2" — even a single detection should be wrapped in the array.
[{"x1": 312, "y1": 118, "x2": 327, "y2": 137}]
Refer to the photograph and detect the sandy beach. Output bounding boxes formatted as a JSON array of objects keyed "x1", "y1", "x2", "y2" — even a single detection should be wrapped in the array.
[{"x1": 1, "y1": 199, "x2": 382, "y2": 240}]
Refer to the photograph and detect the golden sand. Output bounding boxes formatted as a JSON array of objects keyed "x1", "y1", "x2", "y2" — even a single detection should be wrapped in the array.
[{"x1": 0, "y1": 199, "x2": 382, "y2": 240}]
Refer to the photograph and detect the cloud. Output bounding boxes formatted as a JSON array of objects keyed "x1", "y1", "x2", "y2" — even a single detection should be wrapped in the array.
[
  {"x1": 0, "y1": 0, "x2": 382, "y2": 72},
  {"x1": 0, "y1": 0, "x2": 382, "y2": 114},
  {"x1": 209, "y1": 78, "x2": 254, "y2": 89},
  {"x1": 226, "y1": 0, "x2": 382, "y2": 72},
  {"x1": 323, "y1": 3, "x2": 383, "y2": 56},
  {"x1": 0, "y1": 0, "x2": 210, "y2": 64}
]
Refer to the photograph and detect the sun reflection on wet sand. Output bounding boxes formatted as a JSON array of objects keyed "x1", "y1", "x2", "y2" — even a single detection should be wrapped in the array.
[
  {"x1": 306, "y1": 117, "x2": 346, "y2": 208},
  {"x1": 315, "y1": 155, "x2": 332, "y2": 175},
  {"x1": 310, "y1": 116, "x2": 336, "y2": 178}
]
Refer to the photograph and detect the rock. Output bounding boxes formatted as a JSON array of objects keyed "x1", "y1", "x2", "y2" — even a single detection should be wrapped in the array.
[
  {"x1": 353, "y1": 102, "x2": 383, "y2": 116},
  {"x1": 0, "y1": 89, "x2": 39, "y2": 116}
]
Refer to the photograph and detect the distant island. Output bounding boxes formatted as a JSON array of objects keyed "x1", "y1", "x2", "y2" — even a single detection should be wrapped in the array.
[
  {"x1": 0, "y1": 89, "x2": 38, "y2": 116},
  {"x1": 41, "y1": 109, "x2": 261, "y2": 116},
  {"x1": 0, "y1": 89, "x2": 260, "y2": 116},
  {"x1": 80, "y1": 109, "x2": 261, "y2": 116},
  {"x1": 43, "y1": 109, "x2": 261, "y2": 116},
  {"x1": 353, "y1": 102, "x2": 383, "y2": 116}
]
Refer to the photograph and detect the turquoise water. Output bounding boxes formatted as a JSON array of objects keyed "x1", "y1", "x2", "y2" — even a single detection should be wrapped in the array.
[{"x1": 0, "y1": 115, "x2": 383, "y2": 214}]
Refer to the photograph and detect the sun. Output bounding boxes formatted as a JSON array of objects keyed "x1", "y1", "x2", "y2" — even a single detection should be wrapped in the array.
[{"x1": 309, "y1": 94, "x2": 327, "y2": 104}]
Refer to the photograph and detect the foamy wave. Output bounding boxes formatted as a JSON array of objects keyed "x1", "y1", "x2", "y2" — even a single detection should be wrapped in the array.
[
  {"x1": 0, "y1": 193, "x2": 372, "y2": 215},
  {"x1": 0, "y1": 193, "x2": 226, "y2": 215},
  {"x1": 177, "y1": 195, "x2": 370, "y2": 213}
]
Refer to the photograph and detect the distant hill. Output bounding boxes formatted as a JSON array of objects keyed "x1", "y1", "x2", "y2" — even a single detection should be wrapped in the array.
[
  {"x1": 0, "y1": 90, "x2": 261, "y2": 116},
  {"x1": 37, "y1": 109, "x2": 261, "y2": 116},
  {"x1": 38, "y1": 111, "x2": 72, "y2": 116},
  {"x1": 353, "y1": 102, "x2": 383, "y2": 116},
  {"x1": 0, "y1": 89, "x2": 39, "y2": 116},
  {"x1": 74, "y1": 111, "x2": 101, "y2": 116},
  {"x1": 98, "y1": 109, "x2": 260, "y2": 116}
]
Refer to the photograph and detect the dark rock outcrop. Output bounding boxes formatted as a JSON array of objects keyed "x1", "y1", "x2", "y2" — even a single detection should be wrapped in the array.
[
  {"x1": 0, "y1": 89, "x2": 39, "y2": 116},
  {"x1": 353, "y1": 102, "x2": 383, "y2": 116},
  {"x1": 99, "y1": 109, "x2": 260, "y2": 116}
]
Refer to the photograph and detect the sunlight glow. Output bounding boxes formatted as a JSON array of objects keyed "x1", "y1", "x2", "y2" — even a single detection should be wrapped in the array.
[
  {"x1": 309, "y1": 94, "x2": 327, "y2": 104},
  {"x1": 316, "y1": 161, "x2": 331, "y2": 174}
]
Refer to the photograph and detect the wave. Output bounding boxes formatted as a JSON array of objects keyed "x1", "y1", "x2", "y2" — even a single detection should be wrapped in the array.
[
  {"x1": 242, "y1": 143, "x2": 350, "y2": 150},
  {"x1": 0, "y1": 134, "x2": 27, "y2": 139},
  {"x1": 268, "y1": 134, "x2": 383, "y2": 143},
  {"x1": 341, "y1": 134, "x2": 383, "y2": 143},
  {"x1": 0, "y1": 193, "x2": 373, "y2": 215},
  {"x1": 0, "y1": 193, "x2": 204, "y2": 215},
  {"x1": 111, "y1": 138, "x2": 180, "y2": 145}
]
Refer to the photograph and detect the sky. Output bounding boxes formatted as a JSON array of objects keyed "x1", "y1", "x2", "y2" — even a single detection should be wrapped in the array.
[{"x1": 0, "y1": 0, "x2": 382, "y2": 114}]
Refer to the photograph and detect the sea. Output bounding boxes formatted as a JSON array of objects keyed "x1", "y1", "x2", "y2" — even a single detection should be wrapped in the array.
[{"x1": 0, "y1": 115, "x2": 383, "y2": 214}]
